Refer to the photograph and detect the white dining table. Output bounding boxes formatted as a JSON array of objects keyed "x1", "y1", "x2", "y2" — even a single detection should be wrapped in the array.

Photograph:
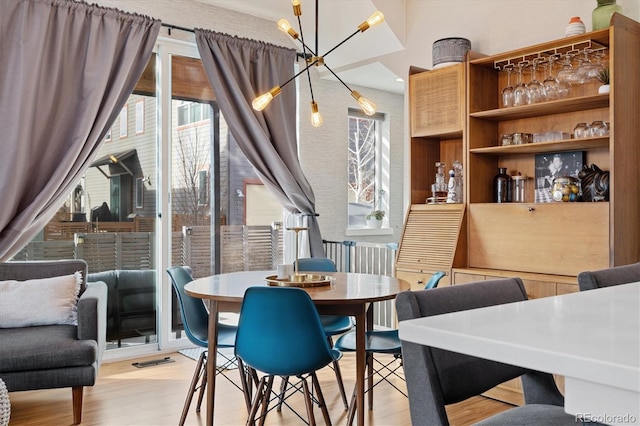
[{"x1": 398, "y1": 281, "x2": 640, "y2": 426}]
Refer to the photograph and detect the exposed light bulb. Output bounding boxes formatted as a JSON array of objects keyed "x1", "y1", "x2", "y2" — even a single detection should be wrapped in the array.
[
  {"x1": 277, "y1": 18, "x2": 299, "y2": 39},
  {"x1": 291, "y1": 0, "x2": 301, "y2": 16},
  {"x1": 252, "y1": 86, "x2": 282, "y2": 111},
  {"x1": 310, "y1": 101, "x2": 323, "y2": 127},
  {"x1": 351, "y1": 91, "x2": 377, "y2": 116},
  {"x1": 358, "y1": 11, "x2": 385, "y2": 32}
]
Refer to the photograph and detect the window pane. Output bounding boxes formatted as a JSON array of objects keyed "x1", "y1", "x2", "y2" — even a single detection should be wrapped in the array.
[
  {"x1": 198, "y1": 170, "x2": 208, "y2": 206},
  {"x1": 177, "y1": 103, "x2": 188, "y2": 126},
  {"x1": 190, "y1": 102, "x2": 201, "y2": 123},
  {"x1": 348, "y1": 116, "x2": 376, "y2": 204}
]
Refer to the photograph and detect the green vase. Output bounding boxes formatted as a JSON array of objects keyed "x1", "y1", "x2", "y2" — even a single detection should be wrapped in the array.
[{"x1": 592, "y1": 0, "x2": 622, "y2": 31}]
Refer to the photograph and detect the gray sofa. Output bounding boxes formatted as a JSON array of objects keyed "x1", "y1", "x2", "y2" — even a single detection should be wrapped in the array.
[{"x1": 0, "y1": 260, "x2": 107, "y2": 424}]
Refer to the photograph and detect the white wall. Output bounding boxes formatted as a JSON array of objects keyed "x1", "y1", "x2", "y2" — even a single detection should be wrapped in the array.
[{"x1": 383, "y1": 0, "x2": 640, "y2": 78}]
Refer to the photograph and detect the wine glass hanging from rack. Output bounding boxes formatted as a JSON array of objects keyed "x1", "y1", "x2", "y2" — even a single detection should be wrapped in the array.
[{"x1": 493, "y1": 39, "x2": 608, "y2": 107}]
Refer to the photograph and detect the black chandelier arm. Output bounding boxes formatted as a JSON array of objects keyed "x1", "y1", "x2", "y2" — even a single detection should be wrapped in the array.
[
  {"x1": 296, "y1": 14, "x2": 316, "y2": 102},
  {"x1": 321, "y1": 62, "x2": 354, "y2": 93},
  {"x1": 280, "y1": 57, "x2": 321, "y2": 90},
  {"x1": 320, "y1": 28, "x2": 360, "y2": 60}
]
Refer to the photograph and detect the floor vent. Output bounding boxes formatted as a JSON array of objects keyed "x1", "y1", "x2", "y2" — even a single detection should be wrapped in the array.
[{"x1": 132, "y1": 357, "x2": 175, "y2": 368}]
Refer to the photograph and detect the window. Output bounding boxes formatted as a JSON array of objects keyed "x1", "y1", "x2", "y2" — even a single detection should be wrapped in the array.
[
  {"x1": 347, "y1": 109, "x2": 388, "y2": 229},
  {"x1": 135, "y1": 177, "x2": 144, "y2": 209},
  {"x1": 135, "y1": 100, "x2": 144, "y2": 134},
  {"x1": 177, "y1": 101, "x2": 211, "y2": 127},
  {"x1": 197, "y1": 170, "x2": 208, "y2": 206},
  {"x1": 105, "y1": 128, "x2": 112, "y2": 142},
  {"x1": 119, "y1": 106, "x2": 128, "y2": 138}
]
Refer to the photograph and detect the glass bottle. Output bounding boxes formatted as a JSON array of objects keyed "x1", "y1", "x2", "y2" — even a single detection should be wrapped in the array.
[
  {"x1": 493, "y1": 167, "x2": 511, "y2": 203},
  {"x1": 592, "y1": 0, "x2": 622, "y2": 31},
  {"x1": 511, "y1": 175, "x2": 527, "y2": 203}
]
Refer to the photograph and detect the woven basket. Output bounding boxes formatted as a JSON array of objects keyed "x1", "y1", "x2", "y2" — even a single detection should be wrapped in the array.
[{"x1": 0, "y1": 378, "x2": 9, "y2": 426}]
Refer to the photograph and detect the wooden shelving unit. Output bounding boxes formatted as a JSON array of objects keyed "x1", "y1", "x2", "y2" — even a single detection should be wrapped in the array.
[{"x1": 401, "y1": 13, "x2": 640, "y2": 406}]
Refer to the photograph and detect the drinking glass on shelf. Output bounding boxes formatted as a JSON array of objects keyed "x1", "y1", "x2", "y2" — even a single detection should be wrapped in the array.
[
  {"x1": 556, "y1": 53, "x2": 574, "y2": 98},
  {"x1": 542, "y1": 55, "x2": 560, "y2": 101},
  {"x1": 589, "y1": 120, "x2": 609, "y2": 136},
  {"x1": 573, "y1": 122, "x2": 591, "y2": 138},
  {"x1": 513, "y1": 62, "x2": 529, "y2": 107},
  {"x1": 527, "y1": 59, "x2": 544, "y2": 104},
  {"x1": 501, "y1": 65, "x2": 515, "y2": 108}
]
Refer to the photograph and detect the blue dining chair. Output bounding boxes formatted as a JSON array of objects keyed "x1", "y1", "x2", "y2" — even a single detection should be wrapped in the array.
[
  {"x1": 167, "y1": 266, "x2": 245, "y2": 425},
  {"x1": 282, "y1": 257, "x2": 352, "y2": 410},
  {"x1": 235, "y1": 286, "x2": 343, "y2": 425},
  {"x1": 333, "y1": 270, "x2": 446, "y2": 425}
]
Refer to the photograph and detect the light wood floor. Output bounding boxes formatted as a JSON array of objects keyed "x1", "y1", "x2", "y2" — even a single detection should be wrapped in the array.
[{"x1": 7, "y1": 352, "x2": 512, "y2": 425}]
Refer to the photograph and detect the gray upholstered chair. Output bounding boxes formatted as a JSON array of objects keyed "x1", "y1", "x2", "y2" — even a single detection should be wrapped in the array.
[
  {"x1": 0, "y1": 260, "x2": 107, "y2": 424},
  {"x1": 396, "y1": 278, "x2": 577, "y2": 426},
  {"x1": 577, "y1": 262, "x2": 640, "y2": 291}
]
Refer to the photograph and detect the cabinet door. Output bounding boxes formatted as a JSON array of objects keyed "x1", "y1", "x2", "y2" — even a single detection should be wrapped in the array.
[
  {"x1": 410, "y1": 65, "x2": 464, "y2": 137},
  {"x1": 469, "y1": 203, "x2": 609, "y2": 276},
  {"x1": 396, "y1": 270, "x2": 451, "y2": 291}
]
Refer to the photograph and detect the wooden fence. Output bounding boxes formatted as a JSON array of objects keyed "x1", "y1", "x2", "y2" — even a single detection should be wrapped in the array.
[
  {"x1": 13, "y1": 231, "x2": 397, "y2": 327},
  {"x1": 14, "y1": 225, "x2": 283, "y2": 277}
]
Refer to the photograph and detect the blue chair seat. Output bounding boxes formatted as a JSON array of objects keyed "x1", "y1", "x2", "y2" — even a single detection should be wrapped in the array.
[
  {"x1": 334, "y1": 329, "x2": 401, "y2": 354},
  {"x1": 321, "y1": 315, "x2": 354, "y2": 336}
]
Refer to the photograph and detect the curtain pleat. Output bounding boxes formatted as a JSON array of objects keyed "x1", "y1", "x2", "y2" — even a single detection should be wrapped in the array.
[
  {"x1": 0, "y1": 0, "x2": 160, "y2": 260},
  {"x1": 195, "y1": 30, "x2": 325, "y2": 257}
]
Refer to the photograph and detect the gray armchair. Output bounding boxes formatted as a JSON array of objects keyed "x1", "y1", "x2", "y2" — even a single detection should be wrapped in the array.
[
  {"x1": 396, "y1": 278, "x2": 576, "y2": 426},
  {"x1": 0, "y1": 260, "x2": 107, "y2": 424},
  {"x1": 577, "y1": 262, "x2": 640, "y2": 291}
]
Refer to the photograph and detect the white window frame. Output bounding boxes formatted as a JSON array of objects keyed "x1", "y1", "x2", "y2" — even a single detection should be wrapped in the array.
[{"x1": 346, "y1": 109, "x2": 390, "y2": 235}]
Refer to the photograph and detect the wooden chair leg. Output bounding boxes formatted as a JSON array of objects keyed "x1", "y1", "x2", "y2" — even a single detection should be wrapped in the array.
[
  {"x1": 327, "y1": 336, "x2": 348, "y2": 410},
  {"x1": 346, "y1": 385, "x2": 357, "y2": 426},
  {"x1": 367, "y1": 352, "x2": 374, "y2": 410},
  {"x1": 257, "y1": 376, "x2": 274, "y2": 426},
  {"x1": 195, "y1": 358, "x2": 208, "y2": 412},
  {"x1": 72, "y1": 386, "x2": 83, "y2": 425},
  {"x1": 301, "y1": 377, "x2": 317, "y2": 426},
  {"x1": 247, "y1": 378, "x2": 266, "y2": 426},
  {"x1": 237, "y1": 358, "x2": 254, "y2": 414},
  {"x1": 312, "y1": 372, "x2": 332, "y2": 426},
  {"x1": 180, "y1": 351, "x2": 206, "y2": 425},
  {"x1": 277, "y1": 376, "x2": 290, "y2": 412}
]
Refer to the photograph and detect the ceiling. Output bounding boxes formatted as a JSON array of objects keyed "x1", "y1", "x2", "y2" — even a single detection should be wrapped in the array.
[{"x1": 198, "y1": 0, "x2": 406, "y2": 94}]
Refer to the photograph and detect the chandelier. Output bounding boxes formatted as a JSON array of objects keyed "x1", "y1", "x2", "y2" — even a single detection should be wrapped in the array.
[{"x1": 252, "y1": 0, "x2": 384, "y2": 127}]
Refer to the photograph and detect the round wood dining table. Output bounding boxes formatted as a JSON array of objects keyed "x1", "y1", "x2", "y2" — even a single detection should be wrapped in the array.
[{"x1": 185, "y1": 270, "x2": 410, "y2": 426}]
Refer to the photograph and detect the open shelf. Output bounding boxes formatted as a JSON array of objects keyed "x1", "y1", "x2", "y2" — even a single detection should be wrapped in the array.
[
  {"x1": 470, "y1": 137, "x2": 609, "y2": 155},
  {"x1": 469, "y1": 94, "x2": 609, "y2": 121}
]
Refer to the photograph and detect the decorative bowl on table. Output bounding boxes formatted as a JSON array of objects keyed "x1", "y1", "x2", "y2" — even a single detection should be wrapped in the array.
[{"x1": 265, "y1": 273, "x2": 335, "y2": 288}]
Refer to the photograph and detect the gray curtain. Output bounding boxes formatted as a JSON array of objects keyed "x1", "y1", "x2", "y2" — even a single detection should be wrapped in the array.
[
  {"x1": 0, "y1": 0, "x2": 160, "y2": 261},
  {"x1": 195, "y1": 30, "x2": 325, "y2": 257}
]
